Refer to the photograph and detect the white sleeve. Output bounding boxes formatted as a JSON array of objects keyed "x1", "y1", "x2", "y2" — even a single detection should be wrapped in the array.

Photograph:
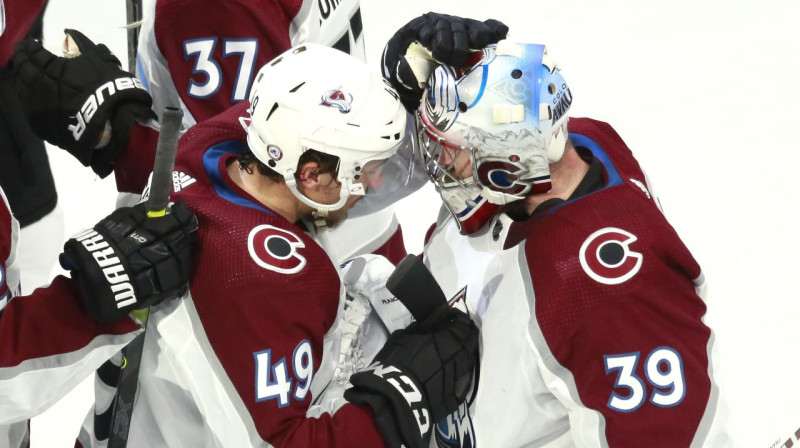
[
  {"x1": 289, "y1": 0, "x2": 366, "y2": 62},
  {"x1": 0, "y1": 328, "x2": 139, "y2": 424},
  {"x1": 135, "y1": 0, "x2": 197, "y2": 130}
]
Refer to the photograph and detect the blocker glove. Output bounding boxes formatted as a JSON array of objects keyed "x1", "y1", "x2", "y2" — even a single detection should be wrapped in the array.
[
  {"x1": 382, "y1": 12, "x2": 508, "y2": 112},
  {"x1": 60, "y1": 200, "x2": 198, "y2": 323},
  {"x1": 345, "y1": 308, "x2": 479, "y2": 448},
  {"x1": 11, "y1": 29, "x2": 155, "y2": 177}
]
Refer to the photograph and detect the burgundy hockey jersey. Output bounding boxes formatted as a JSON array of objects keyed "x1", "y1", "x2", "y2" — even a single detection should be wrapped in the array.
[
  {"x1": 120, "y1": 0, "x2": 406, "y2": 265},
  {"x1": 108, "y1": 103, "x2": 386, "y2": 446},
  {"x1": 423, "y1": 118, "x2": 728, "y2": 447}
]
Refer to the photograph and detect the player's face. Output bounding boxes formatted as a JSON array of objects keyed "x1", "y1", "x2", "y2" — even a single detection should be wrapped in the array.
[
  {"x1": 437, "y1": 144, "x2": 473, "y2": 181},
  {"x1": 356, "y1": 158, "x2": 387, "y2": 190},
  {"x1": 304, "y1": 171, "x2": 342, "y2": 206},
  {"x1": 307, "y1": 158, "x2": 388, "y2": 228}
]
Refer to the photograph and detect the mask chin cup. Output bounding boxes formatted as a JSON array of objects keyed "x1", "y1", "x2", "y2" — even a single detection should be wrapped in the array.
[{"x1": 436, "y1": 184, "x2": 499, "y2": 235}]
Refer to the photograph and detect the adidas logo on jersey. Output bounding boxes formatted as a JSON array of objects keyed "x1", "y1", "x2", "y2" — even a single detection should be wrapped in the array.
[{"x1": 172, "y1": 171, "x2": 196, "y2": 192}]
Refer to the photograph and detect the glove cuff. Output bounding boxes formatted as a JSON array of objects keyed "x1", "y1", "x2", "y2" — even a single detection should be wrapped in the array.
[{"x1": 346, "y1": 362, "x2": 432, "y2": 447}]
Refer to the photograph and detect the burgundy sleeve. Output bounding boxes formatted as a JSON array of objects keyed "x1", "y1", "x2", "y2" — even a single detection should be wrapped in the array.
[
  {"x1": 371, "y1": 225, "x2": 407, "y2": 265},
  {"x1": 0, "y1": 276, "x2": 140, "y2": 368},
  {"x1": 113, "y1": 122, "x2": 159, "y2": 194},
  {"x1": 0, "y1": 0, "x2": 48, "y2": 66}
]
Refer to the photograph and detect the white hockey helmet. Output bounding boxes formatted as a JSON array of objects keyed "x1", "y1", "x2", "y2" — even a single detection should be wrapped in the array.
[
  {"x1": 241, "y1": 43, "x2": 413, "y2": 214},
  {"x1": 418, "y1": 41, "x2": 572, "y2": 234}
]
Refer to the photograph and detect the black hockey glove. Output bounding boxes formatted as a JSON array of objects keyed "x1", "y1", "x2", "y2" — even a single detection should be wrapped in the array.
[
  {"x1": 382, "y1": 12, "x2": 508, "y2": 112},
  {"x1": 59, "y1": 200, "x2": 198, "y2": 323},
  {"x1": 344, "y1": 308, "x2": 479, "y2": 448},
  {"x1": 11, "y1": 29, "x2": 155, "y2": 177}
]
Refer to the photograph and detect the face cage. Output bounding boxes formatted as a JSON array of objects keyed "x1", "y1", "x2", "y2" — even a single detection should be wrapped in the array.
[{"x1": 416, "y1": 116, "x2": 479, "y2": 193}]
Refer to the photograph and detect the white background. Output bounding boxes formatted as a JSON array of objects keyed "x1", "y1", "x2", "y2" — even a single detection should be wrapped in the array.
[{"x1": 27, "y1": 0, "x2": 800, "y2": 446}]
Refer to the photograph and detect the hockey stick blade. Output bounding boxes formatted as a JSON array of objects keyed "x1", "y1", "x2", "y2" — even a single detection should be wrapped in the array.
[{"x1": 386, "y1": 254, "x2": 448, "y2": 328}]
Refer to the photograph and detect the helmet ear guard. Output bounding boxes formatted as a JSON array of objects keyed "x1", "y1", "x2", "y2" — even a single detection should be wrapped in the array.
[
  {"x1": 418, "y1": 40, "x2": 573, "y2": 234},
  {"x1": 241, "y1": 44, "x2": 413, "y2": 216}
]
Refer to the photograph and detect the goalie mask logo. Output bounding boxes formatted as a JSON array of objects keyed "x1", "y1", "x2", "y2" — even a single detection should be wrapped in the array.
[
  {"x1": 248, "y1": 225, "x2": 306, "y2": 274},
  {"x1": 579, "y1": 227, "x2": 642, "y2": 285}
]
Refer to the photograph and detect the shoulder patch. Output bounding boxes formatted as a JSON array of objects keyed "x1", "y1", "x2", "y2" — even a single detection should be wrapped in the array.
[
  {"x1": 579, "y1": 227, "x2": 642, "y2": 285},
  {"x1": 248, "y1": 225, "x2": 306, "y2": 274}
]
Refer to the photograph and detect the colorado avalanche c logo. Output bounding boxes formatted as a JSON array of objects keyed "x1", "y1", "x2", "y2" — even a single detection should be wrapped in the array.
[
  {"x1": 476, "y1": 160, "x2": 551, "y2": 196},
  {"x1": 579, "y1": 227, "x2": 643, "y2": 285},
  {"x1": 320, "y1": 89, "x2": 353, "y2": 113},
  {"x1": 248, "y1": 225, "x2": 306, "y2": 274}
]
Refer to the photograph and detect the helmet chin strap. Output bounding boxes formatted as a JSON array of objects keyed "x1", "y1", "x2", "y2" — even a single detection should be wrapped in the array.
[{"x1": 284, "y1": 174, "x2": 364, "y2": 229}]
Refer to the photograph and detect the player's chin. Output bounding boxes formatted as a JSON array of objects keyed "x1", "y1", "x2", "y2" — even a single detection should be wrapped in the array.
[
  {"x1": 324, "y1": 208, "x2": 349, "y2": 228},
  {"x1": 325, "y1": 196, "x2": 361, "y2": 228}
]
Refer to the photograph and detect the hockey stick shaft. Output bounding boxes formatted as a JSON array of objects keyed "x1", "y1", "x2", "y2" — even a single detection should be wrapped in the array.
[
  {"x1": 125, "y1": 0, "x2": 142, "y2": 73},
  {"x1": 107, "y1": 106, "x2": 183, "y2": 448},
  {"x1": 146, "y1": 107, "x2": 183, "y2": 216}
]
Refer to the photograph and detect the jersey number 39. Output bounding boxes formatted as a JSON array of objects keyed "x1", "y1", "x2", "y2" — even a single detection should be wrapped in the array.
[{"x1": 604, "y1": 346, "x2": 685, "y2": 412}]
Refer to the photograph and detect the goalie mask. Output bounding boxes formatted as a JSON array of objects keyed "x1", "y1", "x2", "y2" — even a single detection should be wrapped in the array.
[
  {"x1": 241, "y1": 44, "x2": 414, "y2": 218},
  {"x1": 418, "y1": 41, "x2": 572, "y2": 234}
]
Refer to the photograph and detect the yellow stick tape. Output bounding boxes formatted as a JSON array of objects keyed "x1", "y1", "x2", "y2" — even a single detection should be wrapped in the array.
[{"x1": 147, "y1": 209, "x2": 167, "y2": 218}]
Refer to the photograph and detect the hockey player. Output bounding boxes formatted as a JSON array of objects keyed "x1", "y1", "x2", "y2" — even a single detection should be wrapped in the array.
[
  {"x1": 132, "y1": 0, "x2": 504, "y2": 265},
  {"x1": 11, "y1": 13, "x2": 504, "y2": 444},
  {"x1": 134, "y1": 0, "x2": 408, "y2": 264},
  {"x1": 14, "y1": 39, "x2": 480, "y2": 447},
  {"x1": 379, "y1": 23, "x2": 730, "y2": 447}
]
